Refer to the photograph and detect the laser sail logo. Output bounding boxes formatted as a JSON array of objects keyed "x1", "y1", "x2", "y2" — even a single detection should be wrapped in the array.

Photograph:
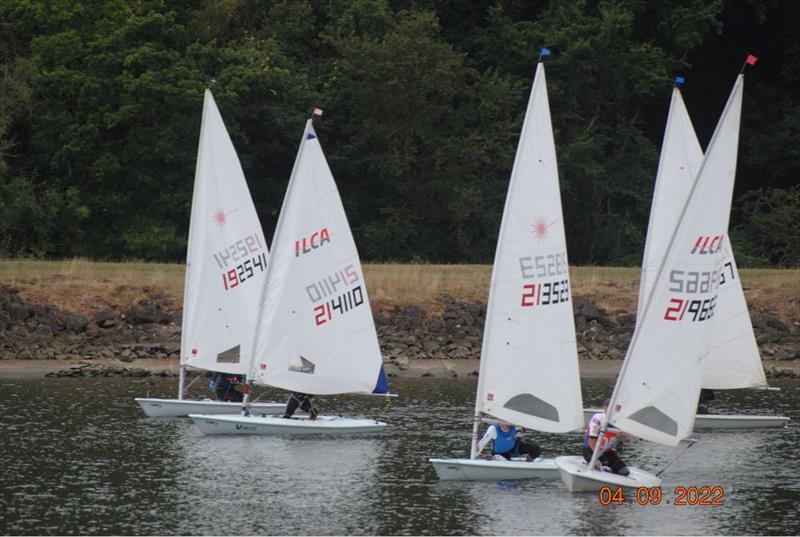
[
  {"x1": 295, "y1": 228, "x2": 331, "y2": 257},
  {"x1": 212, "y1": 207, "x2": 239, "y2": 227},
  {"x1": 531, "y1": 216, "x2": 556, "y2": 242},
  {"x1": 691, "y1": 235, "x2": 724, "y2": 255}
]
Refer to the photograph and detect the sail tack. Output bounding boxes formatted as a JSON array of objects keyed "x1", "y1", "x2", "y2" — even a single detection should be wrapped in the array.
[
  {"x1": 249, "y1": 121, "x2": 383, "y2": 395},
  {"x1": 475, "y1": 63, "x2": 583, "y2": 433},
  {"x1": 611, "y1": 76, "x2": 746, "y2": 445},
  {"x1": 180, "y1": 90, "x2": 269, "y2": 375}
]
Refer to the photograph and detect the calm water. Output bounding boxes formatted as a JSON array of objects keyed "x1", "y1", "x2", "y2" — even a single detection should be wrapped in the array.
[{"x1": 1, "y1": 376, "x2": 798, "y2": 536}]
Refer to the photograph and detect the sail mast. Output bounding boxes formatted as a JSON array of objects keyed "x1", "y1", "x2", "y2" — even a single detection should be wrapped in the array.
[{"x1": 178, "y1": 91, "x2": 211, "y2": 398}]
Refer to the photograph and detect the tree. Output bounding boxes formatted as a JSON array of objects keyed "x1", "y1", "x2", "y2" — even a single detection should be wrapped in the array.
[
  {"x1": 731, "y1": 186, "x2": 800, "y2": 267},
  {"x1": 322, "y1": 9, "x2": 521, "y2": 260}
]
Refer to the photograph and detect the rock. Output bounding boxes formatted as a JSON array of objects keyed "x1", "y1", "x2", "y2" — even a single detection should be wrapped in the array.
[
  {"x1": 95, "y1": 310, "x2": 120, "y2": 328},
  {"x1": 34, "y1": 324, "x2": 53, "y2": 336},
  {"x1": 129, "y1": 303, "x2": 170, "y2": 325},
  {"x1": 598, "y1": 315, "x2": 619, "y2": 330},
  {"x1": 427, "y1": 316, "x2": 446, "y2": 335},
  {"x1": 573, "y1": 296, "x2": 601, "y2": 321},
  {"x1": 65, "y1": 313, "x2": 89, "y2": 334},
  {"x1": 7, "y1": 302, "x2": 30, "y2": 322}
]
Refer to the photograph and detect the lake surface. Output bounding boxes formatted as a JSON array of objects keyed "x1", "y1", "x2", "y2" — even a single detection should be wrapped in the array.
[{"x1": 1, "y1": 376, "x2": 798, "y2": 535}]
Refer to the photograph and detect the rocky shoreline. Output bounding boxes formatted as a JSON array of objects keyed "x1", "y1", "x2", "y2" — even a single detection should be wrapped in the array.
[{"x1": 1, "y1": 285, "x2": 798, "y2": 379}]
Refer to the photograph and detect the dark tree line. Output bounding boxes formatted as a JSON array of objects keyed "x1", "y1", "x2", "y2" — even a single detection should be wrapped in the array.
[{"x1": 0, "y1": 0, "x2": 797, "y2": 266}]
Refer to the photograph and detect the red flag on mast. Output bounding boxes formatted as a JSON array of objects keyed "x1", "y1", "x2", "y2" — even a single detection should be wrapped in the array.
[{"x1": 746, "y1": 54, "x2": 758, "y2": 65}]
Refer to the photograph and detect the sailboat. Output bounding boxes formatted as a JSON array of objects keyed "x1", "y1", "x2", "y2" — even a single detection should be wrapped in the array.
[
  {"x1": 429, "y1": 59, "x2": 584, "y2": 481},
  {"x1": 581, "y1": 80, "x2": 788, "y2": 430},
  {"x1": 190, "y1": 115, "x2": 390, "y2": 435},
  {"x1": 136, "y1": 90, "x2": 283, "y2": 418},
  {"x1": 557, "y1": 70, "x2": 751, "y2": 492}
]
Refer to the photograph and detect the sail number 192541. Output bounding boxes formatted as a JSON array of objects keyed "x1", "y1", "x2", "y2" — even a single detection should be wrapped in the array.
[{"x1": 222, "y1": 252, "x2": 268, "y2": 290}]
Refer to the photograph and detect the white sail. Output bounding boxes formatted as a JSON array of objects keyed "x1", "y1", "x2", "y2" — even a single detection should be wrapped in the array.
[
  {"x1": 475, "y1": 63, "x2": 583, "y2": 433},
  {"x1": 702, "y1": 245, "x2": 766, "y2": 388},
  {"x1": 179, "y1": 90, "x2": 269, "y2": 375},
  {"x1": 637, "y1": 88, "x2": 704, "y2": 314},
  {"x1": 609, "y1": 75, "x2": 745, "y2": 446},
  {"x1": 639, "y1": 87, "x2": 766, "y2": 390},
  {"x1": 249, "y1": 120, "x2": 382, "y2": 395}
]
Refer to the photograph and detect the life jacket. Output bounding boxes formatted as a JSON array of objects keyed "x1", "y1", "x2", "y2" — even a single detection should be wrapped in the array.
[
  {"x1": 583, "y1": 413, "x2": 621, "y2": 452},
  {"x1": 493, "y1": 424, "x2": 517, "y2": 454}
]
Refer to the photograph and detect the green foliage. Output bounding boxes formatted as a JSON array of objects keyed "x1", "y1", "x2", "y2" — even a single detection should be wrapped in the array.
[
  {"x1": 731, "y1": 186, "x2": 800, "y2": 268},
  {"x1": 0, "y1": 176, "x2": 89, "y2": 256},
  {"x1": 0, "y1": 0, "x2": 796, "y2": 266},
  {"x1": 322, "y1": 9, "x2": 520, "y2": 260}
]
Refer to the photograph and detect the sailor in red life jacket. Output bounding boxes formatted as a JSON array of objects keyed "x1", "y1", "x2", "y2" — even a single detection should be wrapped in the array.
[
  {"x1": 476, "y1": 420, "x2": 542, "y2": 461},
  {"x1": 584, "y1": 399, "x2": 630, "y2": 476}
]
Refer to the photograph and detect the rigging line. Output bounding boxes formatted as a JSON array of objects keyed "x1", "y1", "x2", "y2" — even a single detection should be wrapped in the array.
[
  {"x1": 656, "y1": 438, "x2": 699, "y2": 477},
  {"x1": 181, "y1": 372, "x2": 205, "y2": 394}
]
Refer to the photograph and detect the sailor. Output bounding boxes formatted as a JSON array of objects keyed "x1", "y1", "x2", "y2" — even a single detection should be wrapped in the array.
[
  {"x1": 476, "y1": 420, "x2": 542, "y2": 461},
  {"x1": 282, "y1": 392, "x2": 318, "y2": 420},
  {"x1": 697, "y1": 388, "x2": 716, "y2": 414},
  {"x1": 584, "y1": 399, "x2": 630, "y2": 476},
  {"x1": 209, "y1": 371, "x2": 245, "y2": 402}
]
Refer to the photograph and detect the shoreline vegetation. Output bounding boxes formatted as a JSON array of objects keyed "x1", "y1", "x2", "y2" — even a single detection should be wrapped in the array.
[{"x1": 0, "y1": 259, "x2": 798, "y2": 380}]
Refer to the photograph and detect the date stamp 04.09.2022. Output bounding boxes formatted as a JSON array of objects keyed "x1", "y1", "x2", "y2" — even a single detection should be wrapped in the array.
[{"x1": 599, "y1": 486, "x2": 725, "y2": 506}]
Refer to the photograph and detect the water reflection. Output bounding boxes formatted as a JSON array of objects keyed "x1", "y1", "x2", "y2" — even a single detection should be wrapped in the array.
[{"x1": 1, "y1": 377, "x2": 798, "y2": 535}]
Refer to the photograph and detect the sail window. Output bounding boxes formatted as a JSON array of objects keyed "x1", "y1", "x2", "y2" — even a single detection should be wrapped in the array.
[{"x1": 503, "y1": 394, "x2": 559, "y2": 422}]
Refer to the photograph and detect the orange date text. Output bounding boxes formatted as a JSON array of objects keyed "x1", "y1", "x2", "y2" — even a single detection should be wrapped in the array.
[{"x1": 598, "y1": 486, "x2": 724, "y2": 506}]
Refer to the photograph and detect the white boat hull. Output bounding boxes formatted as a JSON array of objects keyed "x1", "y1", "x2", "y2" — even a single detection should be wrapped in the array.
[
  {"x1": 429, "y1": 457, "x2": 559, "y2": 481},
  {"x1": 135, "y1": 398, "x2": 284, "y2": 418},
  {"x1": 692, "y1": 413, "x2": 789, "y2": 429},
  {"x1": 582, "y1": 408, "x2": 789, "y2": 430},
  {"x1": 189, "y1": 414, "x2": 387, "y2": 435},
  {"x1": 555, "y1": 455, "x2": 661, "y2": 492}
]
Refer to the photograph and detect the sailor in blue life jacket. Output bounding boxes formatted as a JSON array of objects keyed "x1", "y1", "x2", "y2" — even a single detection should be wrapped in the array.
[
  {"x1": 209, "y1": 372, "x2": 245, "y2": 402},
  {"x1": 476, "y1": 420, "x2": 542, "y2": 461},
  {"x1": 584, "y1": 399, "x2": 630, "y2": 476},
  {"x1": 282, "y1": 392, "x2": 318, "y2": 420}
]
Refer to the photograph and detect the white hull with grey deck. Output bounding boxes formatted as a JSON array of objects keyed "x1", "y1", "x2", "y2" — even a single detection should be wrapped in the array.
[
  {"x1": 429, "y1": 457, "x2": 559, "y2": 481},
  {"x1": 135, "y1": 397, "x2": 284, "y2": 418},
  {"x1": 582, "y1": 408, "x2": 789, "y2": 430},
  {"x1": 190, "y1": 413, "x2": 386, "y2": 435},
  {"x1": 555, "y1": 455, "x2": 661, "y2": 492}
]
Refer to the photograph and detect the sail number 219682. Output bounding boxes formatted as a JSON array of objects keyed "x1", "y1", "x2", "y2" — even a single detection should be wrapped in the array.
[{"x1": 599, "y1": 486, "x2": 725, "y2": 506}]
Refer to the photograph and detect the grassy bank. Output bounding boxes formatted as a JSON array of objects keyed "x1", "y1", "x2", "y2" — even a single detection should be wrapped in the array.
[{"x1": 0, "y1": 258, "x2": 797, "y2": 318}]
